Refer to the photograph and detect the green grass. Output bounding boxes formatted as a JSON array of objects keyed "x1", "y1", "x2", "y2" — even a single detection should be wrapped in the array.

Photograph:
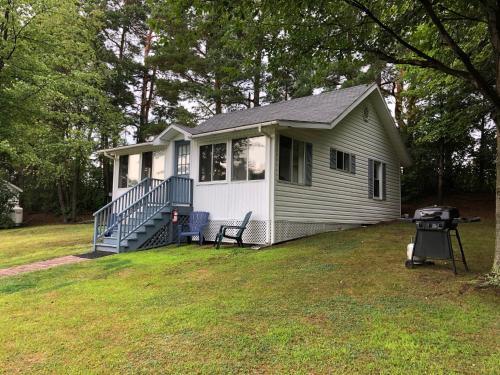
[
  {"x1": 0, "y1": 221, "x2": 498, "y2": 373},
  {"x1": 0, "y1": 224, "x2": 93, "y2": 268}
]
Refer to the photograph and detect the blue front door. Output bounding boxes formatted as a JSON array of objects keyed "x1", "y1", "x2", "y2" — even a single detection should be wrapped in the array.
[{"x1": 175, "y1": 140, "x2": 190, "y2": 177}]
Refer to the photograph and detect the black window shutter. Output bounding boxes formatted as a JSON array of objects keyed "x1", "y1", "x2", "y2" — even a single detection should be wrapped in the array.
[
  {"x1": 330, "y1": 148, "x2": 337, "y2": 169},
  {"x1": 350, "y1": 154, "x2": 356, "y2": 174},
  {"x1": 382, "y1": 163, "x2": 387, "y2": 200},
  {"x1": 305, "y1": 143, "x2": 313, "y2": 186},
  {"x1": 368, "y1": 159, "x2": 374, "y2": 199}
]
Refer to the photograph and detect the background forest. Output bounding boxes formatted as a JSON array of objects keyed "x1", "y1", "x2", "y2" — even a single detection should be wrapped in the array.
[{"x1": 0, "y1": 0, "x2": 496, "y2": 223}]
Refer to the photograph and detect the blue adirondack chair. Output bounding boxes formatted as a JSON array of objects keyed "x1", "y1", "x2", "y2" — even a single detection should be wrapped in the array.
[
  {"x1": 177, "y1": 211, "x2": 210, "y2": 246},
  {"x1": 214, "y1": 211, "x2": 252, "y2": 249}
]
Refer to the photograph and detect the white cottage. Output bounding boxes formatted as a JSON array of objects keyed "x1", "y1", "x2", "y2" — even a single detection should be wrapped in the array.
[{"x1": 94, "y1": 83, "x2": 411, "y2": 252}]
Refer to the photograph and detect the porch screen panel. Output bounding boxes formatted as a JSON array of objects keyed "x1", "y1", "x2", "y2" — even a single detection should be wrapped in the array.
[
  {"x1": 212, "y1": 143, "x2": 227, "y2": 181},
  {"x1": 118, "y1": 155, "x2": 129, "y2": 188},
  {"x1": 152, "y1": 151, "x2": 165, "y2": 179},
  {"x1": 248, "y1": 136, "x2": 265, "y2": 180},
  {"x1": 199, "y1": 145, "x2": 212, "y2": 182},
  {"x1": 127, "y1": 154, "x2": 141, "y2": 187},
  {"x1": 232, "y1": 138, "x2": 248, "y2": 181},
  {"x1": 141, "y1": 151, "x2": 153, "y2": 179}
]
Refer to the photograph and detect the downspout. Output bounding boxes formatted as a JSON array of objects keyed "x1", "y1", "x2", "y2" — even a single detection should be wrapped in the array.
[
  {"x1": 102, "y1": 151, "x2": 116, "y2": 161},
  {"x1": 258, "y1": 124, "x2": 277, "y2": 245}
]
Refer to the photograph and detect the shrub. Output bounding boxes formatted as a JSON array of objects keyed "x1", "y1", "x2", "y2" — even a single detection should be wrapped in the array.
[{"x1": 0, "y1": 182, "x2": 15, "y2": 229}]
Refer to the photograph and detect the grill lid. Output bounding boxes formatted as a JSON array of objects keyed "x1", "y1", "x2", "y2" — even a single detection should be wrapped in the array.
[{"x1": 413, "y1": 206, "x2": 460, "y2": 221}]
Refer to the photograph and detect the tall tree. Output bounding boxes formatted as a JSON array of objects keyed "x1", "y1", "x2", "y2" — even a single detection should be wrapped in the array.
[
  {"x1": 150, "y1": 0, "x2": 250, "y2": 118},
  {"x1": 270, "y1": 0, "x2": 500, "y2": 276}
]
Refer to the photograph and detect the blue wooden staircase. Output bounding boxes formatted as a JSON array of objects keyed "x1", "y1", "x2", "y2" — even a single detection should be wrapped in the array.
[{"x1": 92, "y1": 176, "x2": 193, "y2": 253}]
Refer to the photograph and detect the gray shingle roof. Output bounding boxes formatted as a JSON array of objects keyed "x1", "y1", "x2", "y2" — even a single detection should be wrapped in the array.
[{"x1": 186, "y1": 83, "x2": 373, "y2": 135}]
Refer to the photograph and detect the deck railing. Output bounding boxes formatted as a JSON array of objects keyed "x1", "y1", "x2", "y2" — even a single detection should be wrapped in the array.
[
  {"x1": 92, "y1": 177, "x2": 163, "y2": 249},
  {"x1": 93, "y1": 176, "x2": 193, "y2": 251}
]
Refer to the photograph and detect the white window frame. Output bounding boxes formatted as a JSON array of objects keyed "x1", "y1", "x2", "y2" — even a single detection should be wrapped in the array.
[
  {"x1": 231, "y1": 136, "x2": 267, "y2": 182},
  {"x1": 198, "y1": 142, "x2": 228, "y2": 183},
  {"x1": 278, "y1": 135, "x2": 307, "y2": 185},
  {"x1": 373, "y1": 160, "x2": 383, "y2": 200}
]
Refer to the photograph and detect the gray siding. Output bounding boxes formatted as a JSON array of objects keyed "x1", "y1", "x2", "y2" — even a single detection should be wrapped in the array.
[{"x1": 274, "y1": 98, "x2": 401, "y2": 234}]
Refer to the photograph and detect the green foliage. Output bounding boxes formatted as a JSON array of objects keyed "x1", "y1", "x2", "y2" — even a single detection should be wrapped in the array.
[{"x1": 0, "y1": 181, "x2": 14, "y2": 229}]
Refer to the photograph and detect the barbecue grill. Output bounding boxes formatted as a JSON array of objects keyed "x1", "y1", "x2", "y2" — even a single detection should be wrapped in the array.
[{"x1": 405, "y1": 205, "x2": 479, "y2": 274}]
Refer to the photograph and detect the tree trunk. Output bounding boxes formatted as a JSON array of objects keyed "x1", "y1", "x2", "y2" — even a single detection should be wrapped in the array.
[
  {"x1": 57, "y1": 180, "x2": 68, "y2": 224},
  {"x1": 138, "y1": 30, "x2": 154, "y2": 142},
  {"x1": 253, "y1": 48, "x2": 262, "y2": 107},
  {"x1": 394, "y1": 72, "x2": 405, "y2": 128},
  {"x1": 477, "y1": 118, "x2": 486, "y2": 191},
  {"x1": 70, "y1": 162, "x2": 80, "y2": 222},
  {"x1": 494, "y1": 124, "x2": 500, "y2": 273},
  {"x1": 437, "y1": 141, "x2": 444, "y2": 205},
  {"x1": 214, "y1": 77, "x2": 222, "y2": 114}
]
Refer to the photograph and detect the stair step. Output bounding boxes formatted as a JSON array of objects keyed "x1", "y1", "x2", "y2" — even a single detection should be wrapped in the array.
[{"x1": 95, "y1": 243, "x2": 120, "y2": 253}]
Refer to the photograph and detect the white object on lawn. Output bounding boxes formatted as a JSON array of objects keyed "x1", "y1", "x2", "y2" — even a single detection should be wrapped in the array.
[{"x1": 406, "y1": 242, "x2": 425, "y2": 264}]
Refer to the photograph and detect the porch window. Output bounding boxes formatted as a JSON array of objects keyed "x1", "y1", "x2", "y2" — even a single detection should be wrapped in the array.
[
  {"x1": 279, "y1": 135, "x2": 312, "y2": 185},
  {"x1": 118, "y1": 153, "x2": 150, "y2": 188},
  {"x1": 118, "y1": 155, "x2": 128, "y2": 188},
  {"x1": 199, "y1": 143, "x2": 227, "y2": 182},
  {"x1": 141, "y1": 151, "x2": 153, "y2": 179},
  {"x1": 232, "y1": 136, "x2": 266, "y2": 181},
  {"x1": 175, "y1": 141, "x2": 190, "y2": 177}
]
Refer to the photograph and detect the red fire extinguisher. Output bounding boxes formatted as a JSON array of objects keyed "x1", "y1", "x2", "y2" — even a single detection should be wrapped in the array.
[{"x1": 171, "y1": 208, "x2": 178, "y2": 224}]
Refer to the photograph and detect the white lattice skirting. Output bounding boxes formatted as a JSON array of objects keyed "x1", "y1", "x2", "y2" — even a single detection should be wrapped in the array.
[
  {"x1": 202, "y1": 220, "x2": 270, "y2": 245},
  {"x1": 274, "y1": 221, "x2": 359, "y2": 243}
]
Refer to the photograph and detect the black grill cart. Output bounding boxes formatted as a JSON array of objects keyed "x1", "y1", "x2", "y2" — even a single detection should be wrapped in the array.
[{"x1": 405, "y1": 206, "x2": 479, "y2": 274}]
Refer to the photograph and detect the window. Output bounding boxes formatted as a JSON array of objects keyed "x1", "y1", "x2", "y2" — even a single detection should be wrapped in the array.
[
  {"x1": 330, "y1": 148, "x2": 356, "y2": 174},
  {"x1": 199, "y1": 143, "x2": 227, "y2": 182},
  {"x1": 368, "y1": 159, "x2": 386, "y2": 200},
  {"x1": 118, "y1": 155, "x2": 128, "y2": 188},
  {"x1": 152, "y1": 151, "x2": 165, "y2": 179},
  {"x1": 141, "y1": 151, "x2": 153, "y2": 179},
  {"x1": 119, "y1": 153, "x2": 152, "y2": 188},
  {"x1": 175, "y1": 141, "x2": 190, "y2": 177},
  {"x1": 127, "y1": 154, "x2": 141, "y2": 187},
  {"x1": 279, "y1": 136, "x2": 292, "y2": 181},
  {"x1": 279, "y1": 135, "x2": 312, "y2": 185},
  {"x1": 373, "y1": 161, "x2": 382, "y2": 199},
  {"x1": 232, "y1": 136, "x2": 266, "y2": 181}
]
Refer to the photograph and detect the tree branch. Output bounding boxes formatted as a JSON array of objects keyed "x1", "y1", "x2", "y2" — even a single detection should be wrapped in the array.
[{"x1": 419, "y1": 0, "x2": 500, "y2": 108}]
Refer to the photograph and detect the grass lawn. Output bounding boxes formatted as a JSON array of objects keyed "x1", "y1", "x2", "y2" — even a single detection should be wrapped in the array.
[
  {"x1": 0, "y1": 224, "x2": 93, "y2": 269},
  {"x1": 0, "y1": 221, "x2": 498, "y2": 373}
]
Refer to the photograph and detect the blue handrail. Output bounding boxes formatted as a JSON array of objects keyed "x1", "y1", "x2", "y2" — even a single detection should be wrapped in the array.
[
  {"x1": 92, "y1": 176, "x2": 193, "y2": 251},
  {"x1": 115, "y1": 176, "x2": 193, "y2": 251},
  {"x1": 92, "y1": 177, "x2": 163, "y2": 250}
]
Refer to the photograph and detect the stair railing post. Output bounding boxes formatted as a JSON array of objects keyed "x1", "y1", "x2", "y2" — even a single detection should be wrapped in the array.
[
  {"x1": 190, "y1": 178, "x2": 193, "y2": 206},
  {"x1": 117, "y1": 213, "x2": 122, "y2": 253},
  {"x1": 92, "y1": 214, "x2": 98, "y2": 252}
]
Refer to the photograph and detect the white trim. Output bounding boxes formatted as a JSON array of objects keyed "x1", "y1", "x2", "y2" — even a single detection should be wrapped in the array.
[
  {"x1": 268, "y1": 130, "x2": 276, "y2": 245},
  {"x1": 154, "y1": 124, "x2": 192, "y2": 145},
  {"x1": 197, "y1": 141, "x2": 229, "y2": 183},
  {"x1": 191, "y1": 121, "x2": 278, "y2": 138},
  {"x1": 277, "y1": 120, "x2": 330, "y2": 129},
  {"x1": 371, "y1": 86, "x2": 412, "y2": 167},
  {"x1": 5, "y1": 182, "x2": 22, "y2": 193},
  {"x1": 97, "y1": 142, "x2": 155, "y2": 155},
  {"x1": 330, "y1": 83, "x2": 378, "y2": 128}
]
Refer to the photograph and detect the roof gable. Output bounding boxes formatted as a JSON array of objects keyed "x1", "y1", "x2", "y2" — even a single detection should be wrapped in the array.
[
  {"x1": 190, "y1": 84, "x2": 372, "y2": 135},
  {"x1": 154, "y1": 83, "x2": 411, "y2": 166}
]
